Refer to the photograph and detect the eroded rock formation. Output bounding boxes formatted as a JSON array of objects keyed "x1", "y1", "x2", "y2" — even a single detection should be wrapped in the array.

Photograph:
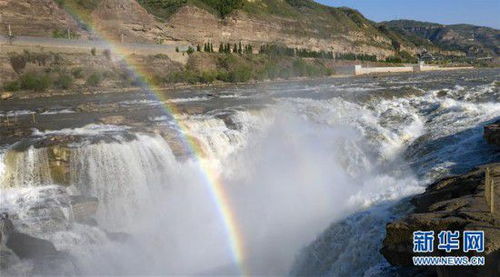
[
  {"x1": 381, "y1": 165, "x2": 500, "y2": 276},
  {"x1": 484, "y1": 120, "x2": 500, "y2": 147}
]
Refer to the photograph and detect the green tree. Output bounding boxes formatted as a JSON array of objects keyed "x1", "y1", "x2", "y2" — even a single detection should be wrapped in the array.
[{"x1": 392, "y1": 40, "x2": 401, "y2": 53}]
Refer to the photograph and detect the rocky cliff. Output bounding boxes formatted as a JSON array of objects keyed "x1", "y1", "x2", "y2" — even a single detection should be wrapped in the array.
[
  {"x1": 381, "y1": 125, "x2": 500, "y2": 276},
  {"x1": 484, "y1": 120, "x2": 500, "y2": 147}
]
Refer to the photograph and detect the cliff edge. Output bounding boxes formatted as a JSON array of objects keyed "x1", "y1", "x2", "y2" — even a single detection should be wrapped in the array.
[{"x1": 381, "y1": 122, "x2": 500, "y2": 276}]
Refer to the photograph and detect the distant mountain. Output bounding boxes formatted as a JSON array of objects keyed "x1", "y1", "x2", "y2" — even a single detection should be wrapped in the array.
[{"x1": 381, "y1": 20, "x2": 500, "y2": 57}]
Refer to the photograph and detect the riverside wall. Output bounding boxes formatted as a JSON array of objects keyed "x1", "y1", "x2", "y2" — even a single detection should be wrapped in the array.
[{"x1": 336, "y1": 62, "x2": 474, "y2": 76}]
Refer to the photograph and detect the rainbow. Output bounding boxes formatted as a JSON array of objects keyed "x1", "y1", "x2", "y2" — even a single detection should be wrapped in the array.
[{"x1": 60, "y1": 4, "x2": 248, "y2": 275}]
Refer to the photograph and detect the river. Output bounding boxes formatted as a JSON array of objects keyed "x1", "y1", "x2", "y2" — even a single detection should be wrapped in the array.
[{"x1": 0, "y1": 69, "x2": 499, "y2": 276}]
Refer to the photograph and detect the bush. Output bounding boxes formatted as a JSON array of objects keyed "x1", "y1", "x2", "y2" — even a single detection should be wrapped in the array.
[
  {"x1": 3, "y1": 81, "x2": 21, "y2": 91},
  {"x1": 215, "y1": 71, "x2": 230, "y2": 82},
  {"x1": 90, "y1": 48, "x2": 97, "y2": 56},
  {"x1": 19, "y1": 72, "x2": 52, "y2": 91},
  {"x1": 206, "y1": 0, "x2": 244, "y2": 18},
  {"x1": 54, "y1": 0, "x2": 65, "y2": 7},
  {"x1": 258, "y1": 63, "x2": 280, "y2": 80},
  {"x1": 55, "y1": 73, "x2": 74, "y2": 89},
  {"x1": 199, "y1": 71, "x2": 217, "y2": 84},
  {"x1": 228, "y1": 67, "x2": 252, "y2": 82},
  {"x1": 52, "y1": 29, "x2": 64, "y2": 38},
  {"x1": 76, "y1": 0, "x2": 100, "y2": 10},
  {"x1": 86, "y1": 72, "x2": 103, "y2": 86},
  {"x1": 385, "y1": 56, "x2": 402, "y2": 63},
  {"x1": 71, "y1": 67, "x2": 84, "y2": 79},
  {"x1": 8, "y1": 53, "x2": 27, "y2": 74}
]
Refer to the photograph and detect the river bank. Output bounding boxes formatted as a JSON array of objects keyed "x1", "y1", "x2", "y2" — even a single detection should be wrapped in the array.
[
  {"x1": 1, "y1": 46, "x2": 482, "y2": 100},
  {"x1": 0, "y1": 74, "x2": 352, "y2": 101},
  {"x1": 3, "y1": 67, "x2": 492, "y2": 102}
]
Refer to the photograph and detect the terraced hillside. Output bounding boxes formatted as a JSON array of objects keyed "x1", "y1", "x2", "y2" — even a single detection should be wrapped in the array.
[
  {"x1": 382, "y1": 20, "x2": 500, "y2": 57},
  {"x1": 1, "y1": 0, "x2": 494, "y2": 60}
]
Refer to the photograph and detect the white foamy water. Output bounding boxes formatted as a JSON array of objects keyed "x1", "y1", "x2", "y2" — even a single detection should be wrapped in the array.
[
  {"x1": 0, "y1": 110, "x2": 35, "y2": 117},
  {"x1": 166, "y1": 96, "x2": 211, "y2": 103},
  {"x1": 0, "y1": 70, "x2": 498, "y2": 276},
  {"x1": 31, "y1": 124, "x2": 131, "y2": 137},
  {"x1": 40, "y1": 109, "x2": 75, "y2": 115}
]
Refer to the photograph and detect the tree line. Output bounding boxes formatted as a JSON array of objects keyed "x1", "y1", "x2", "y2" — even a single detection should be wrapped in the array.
[{"x1": 176, "y1": 42, "x2": 417, "y2": 63}]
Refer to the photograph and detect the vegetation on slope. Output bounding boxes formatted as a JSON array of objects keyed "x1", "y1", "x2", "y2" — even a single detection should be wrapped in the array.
[
  {"x1": 138, "y1": 0, "x2": 244, "y2": 19},
  {"x1": 382, "y1": 20, "x2": 500, "y2": 57},
  {"x1": 53, "y1": 0, "x2": 101, "y2": 30},
  {"x1": 137, "y1": 0, "x2": 406, "y2": 51},
  {"x1": 2, "y1": 48, "x2": 335, "y2": 92}
]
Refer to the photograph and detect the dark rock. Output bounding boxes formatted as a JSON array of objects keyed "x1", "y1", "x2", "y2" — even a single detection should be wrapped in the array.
[
  {"x1": 0, "y1": 213, "x2": 15, "y2": 245},
  {"x1": 410, "y1": 170, "x2": 483, "y2": 212},
  {"x1": 0, "y1": 246, "x2": 21, "y2": 269},
  {"x1": 484, "y1": 120, "x2": 500, "y2": 147},
  {"x1": 436, "y1": 90, "x2": 448, "y2": 98},
  {"x1": 6, "y1": 232, "x2": 59, "y2": 259},
  {"x1": 381, "y1": 165, "x2": 500, "y2": 277},
  {"x1": 216, "y1": 112, "x2": 239, "y2": 130},
  {"x1": 70, "y1": 195, "x2": 98, "y2": 223},
  {"x1": 106, "y1": 231, "x2": 132, "y2": 243}
]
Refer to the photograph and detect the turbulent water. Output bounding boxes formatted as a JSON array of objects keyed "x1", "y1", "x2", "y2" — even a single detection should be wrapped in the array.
[{"x1": 0, "y1": 69, "x2": 499, "y2": 276}]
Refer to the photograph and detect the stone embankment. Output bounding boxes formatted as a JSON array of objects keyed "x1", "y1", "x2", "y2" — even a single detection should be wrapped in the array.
[
  {"x1": 381, "y1": 122, "x2": 500, "y2": 276},
  {"x1": 336, "y1": 62, "x2": 474, "y2": 76}
]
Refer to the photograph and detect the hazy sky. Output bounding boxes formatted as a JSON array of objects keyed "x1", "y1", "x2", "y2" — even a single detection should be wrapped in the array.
[{"x1": 315, "y1": 0, "x2": 500, "y2": 29}]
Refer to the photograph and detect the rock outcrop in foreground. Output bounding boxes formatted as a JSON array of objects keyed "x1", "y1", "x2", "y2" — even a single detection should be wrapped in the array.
[
  {"x1": 381, "y1": 164, "x2": 500, "y2": 276},
  {"x1": 484, "y1": 120, "x2": 500, "y2": 147},
  {"x1": 0, "y1": 213, "x2": 72, "y2": 274}
]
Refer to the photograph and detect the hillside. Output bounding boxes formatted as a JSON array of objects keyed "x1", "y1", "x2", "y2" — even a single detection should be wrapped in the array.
[
  {"x1": 382, "y1": 20, "x2": 500, "y2": 57},
  {"x1": 2, "y1": 0, "x2": 497, "y2": 61},
  {"x1": 0, "y1": 0, "x2": 424, "y2": 59},
  {"x1": 0, "y1": 0, "x2": 84, "y2": 38}
]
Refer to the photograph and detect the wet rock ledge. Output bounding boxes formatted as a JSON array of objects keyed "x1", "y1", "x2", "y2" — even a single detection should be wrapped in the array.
[
  {"x1": 484, "y1": 119, "x2": 500, "y2": 147},
  {"x1": 381, "y1": 123, "x2": 500, "y2": 277}
]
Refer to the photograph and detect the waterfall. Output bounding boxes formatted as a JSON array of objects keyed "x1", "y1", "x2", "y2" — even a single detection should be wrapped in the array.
[{"x1": 0, "y1": 71, "x2": 498, "y2": 276}]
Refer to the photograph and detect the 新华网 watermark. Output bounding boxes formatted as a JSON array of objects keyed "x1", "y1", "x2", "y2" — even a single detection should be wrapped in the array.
[{"x1": 412, "y1": 230, "x2": 485, "y2": 266}]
